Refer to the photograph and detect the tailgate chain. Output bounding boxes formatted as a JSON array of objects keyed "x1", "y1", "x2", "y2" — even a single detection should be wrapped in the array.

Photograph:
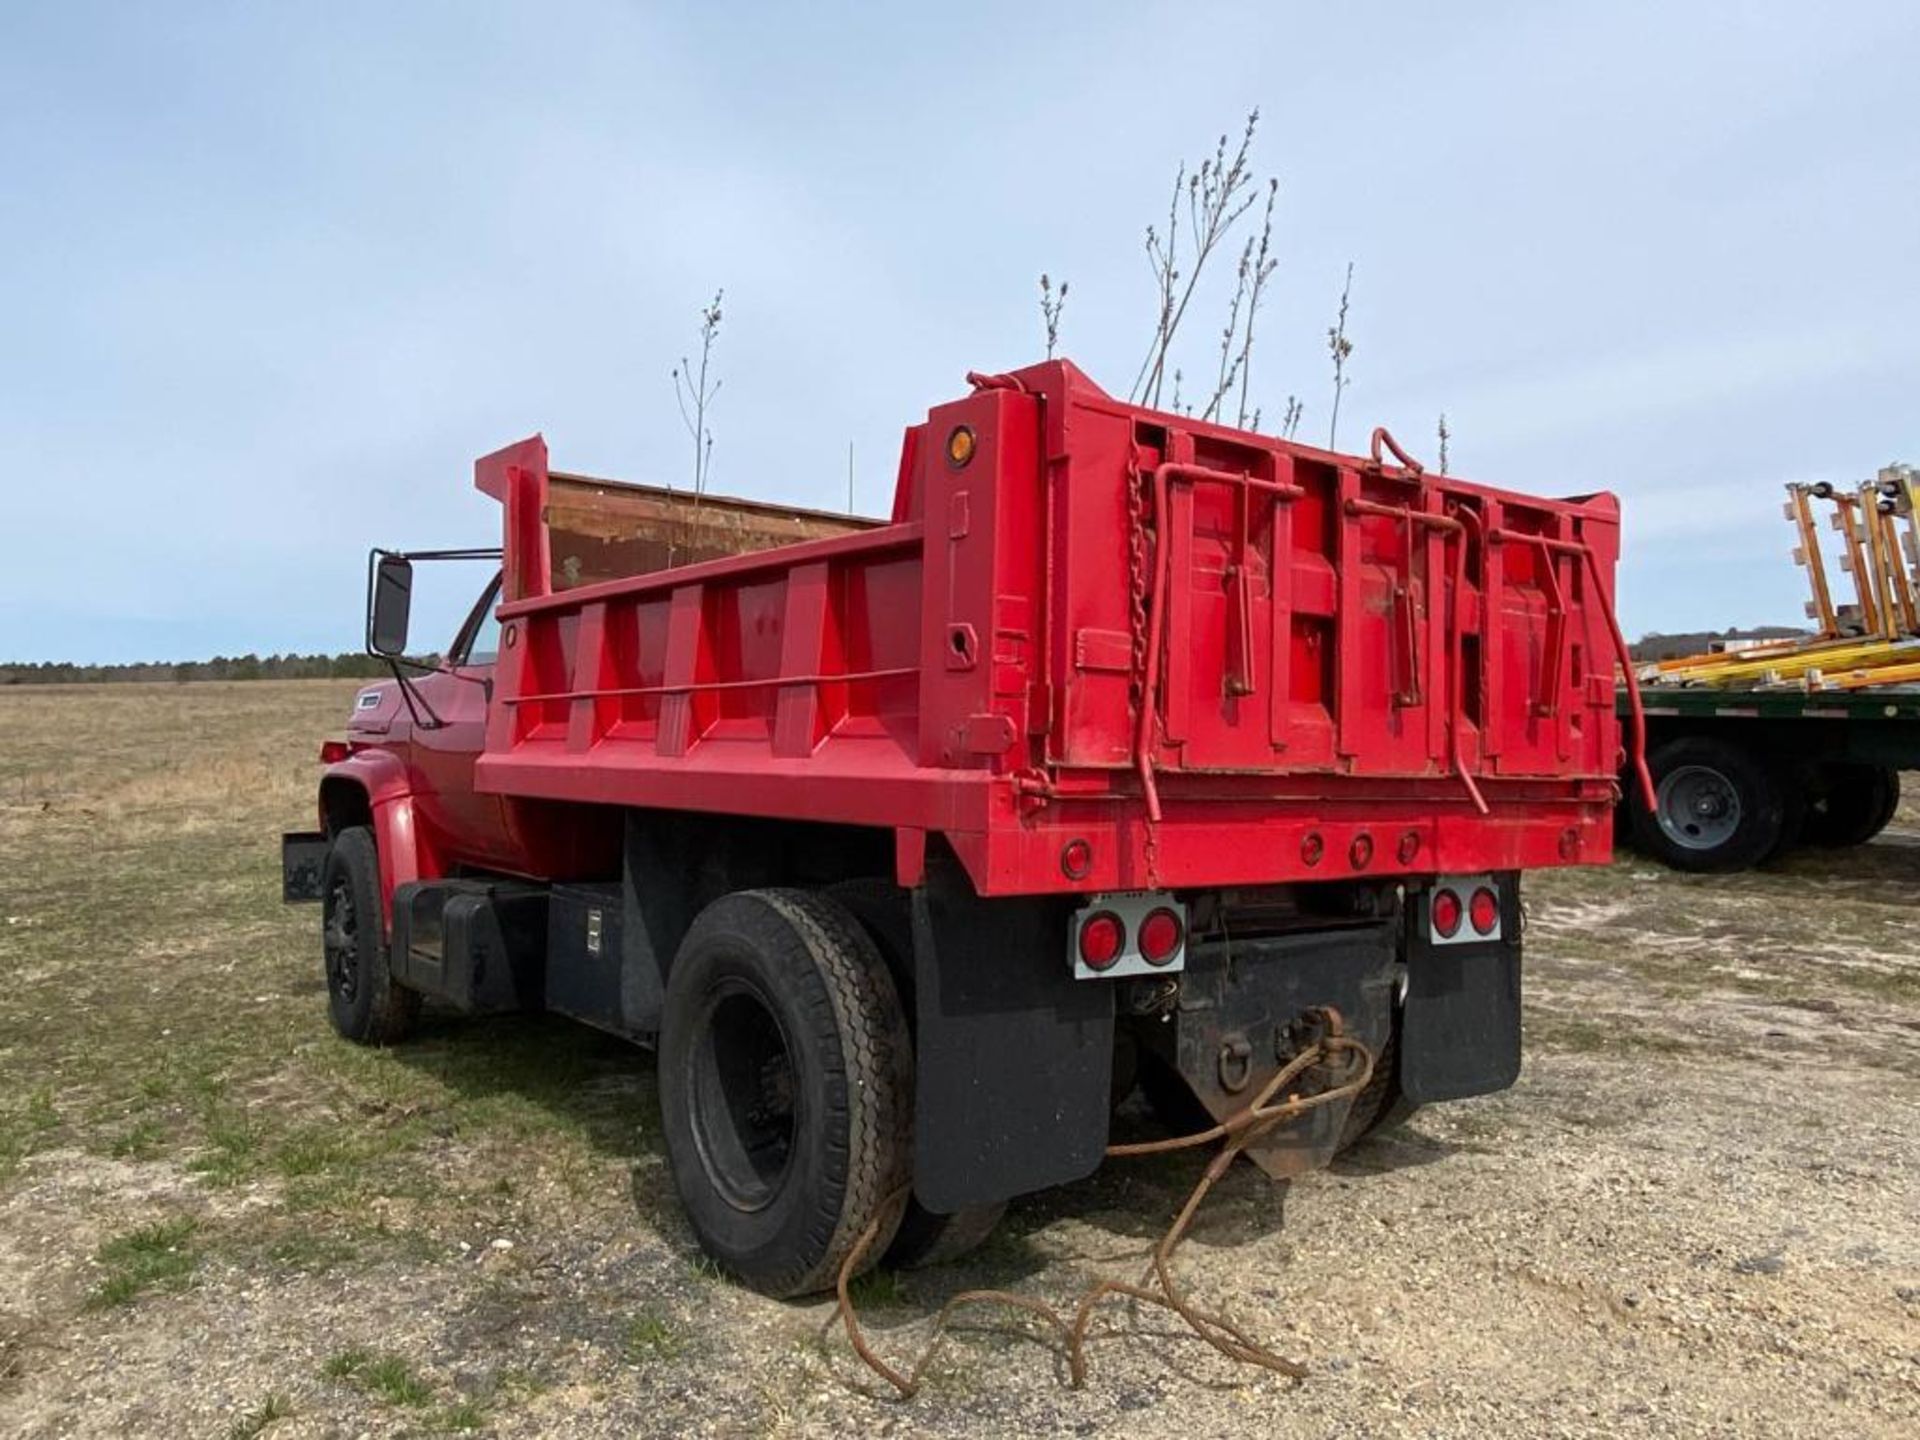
[
  {"x1": 835, "y1": 1012, "x2": 1374, "y2": 1398},
  {"x1": 1125, "y1": 452, "x2": 1161, "y2": 887}
]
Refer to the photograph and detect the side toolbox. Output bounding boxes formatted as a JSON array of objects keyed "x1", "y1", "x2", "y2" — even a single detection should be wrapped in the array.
[{"x1": 546, "y1": 882, "x2": 652, "y2": 1041}]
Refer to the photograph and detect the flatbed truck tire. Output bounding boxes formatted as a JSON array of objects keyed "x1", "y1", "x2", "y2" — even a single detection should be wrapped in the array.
[
  {"x1": 824, "y1": 878, "x2": 1007, "y2": 1269},
  {"x1": 1630, "y1": 736, "x2": 1790, "y2": 873},
  {"x1": 659, "y1": 889, "x2": 913, "y2": 1298},
  {"x1": 1802, "y1": 763, "x2": 1900, "y2": 848},
  {"x1": 321, "y1": 826, "x2": 421, "y2": 1046}
]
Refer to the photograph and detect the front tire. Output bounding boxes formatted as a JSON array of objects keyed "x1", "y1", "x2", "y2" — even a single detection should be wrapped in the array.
[
  {"x1": 1628, "y1": 737, "x2": 1790, "y2": 872},
  {"x1": 321, "y1": 826, "x2": 420, "y2": 1045},
  {"x1": 659, "y1": 889, "x2": 913, "y2": 1298}
]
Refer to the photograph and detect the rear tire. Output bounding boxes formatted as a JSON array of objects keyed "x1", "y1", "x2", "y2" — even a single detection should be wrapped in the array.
[
  {"x1": 1801, "y1": 763, "x2": 1900, "y2": 848},
  {"x1": 659, "y1": 889, "x2": 913, "y2": 1298},
  {"x1": 825, "y1": 879, "x2": 1006, "y2": 1269},
  {"x1": 1138, "y1": 1049, "x2": 1214, "y2": 1137},
  {"x1": 1338, "y1": 1024, "x2": 1419, "y2": 1151},
  {"x1": 321, "y1": 826, "x2": 420, "y2": 1045},
  {"x1": 1628, "y1": 736, "x2": 1789, "y2": 872}
]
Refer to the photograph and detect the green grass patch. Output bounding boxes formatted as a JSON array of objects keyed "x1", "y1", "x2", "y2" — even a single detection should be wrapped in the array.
[
  {"x1": 1530, "y1": 1015, "x2": 1696, "y2": 1057},
  {"x1": 224, "y1": 1391, "x2": 293, "y2": 1439},
  {"x1": 261, "y1": 1226, "x2": 360, "y2": 1272},
  {"x1": 187, "y1": 1108, "x2": 262, "y2": 1187},
  {"x1": 623, "y1": 1311, "x2": 683, "y2": 1362},
  {"x1": 434, "y1": 1398, "x2": 489, "y2": 1431},
  {"x1": 844, "y1": 1267, "x2": 907, "y2": 1307},
  {"x1": 108, "y1": 1117, "x2": 168, "y2": 1160},
  {"x1": 87, "y1": 1216, "x2": 198, "y2": 1308},
  {"x1": 362, "y1": 1353, "x2": 432, "y2": 1408},
  {"x1": 25, "y1": 1086, "x2": 58, "y2": 1135},
  {"x1": 321, "y1": 1347, "x2": 371, "y2": 1379},
  {"x1": 323, "y1": 1348, "x2": 432, "y2": 1407},
  {"x1": 271, "y1": 1126, "x2": 357, "y2": 1178}
]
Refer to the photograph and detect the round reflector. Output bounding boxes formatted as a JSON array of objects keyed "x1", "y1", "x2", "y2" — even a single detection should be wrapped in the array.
[
  {"x1": 1431, "y1": 888, "x2": 1463, "y2": 939},
  {"x1": 946, "y1": 425, "x2": 976, "y2": 468},
  {"x1": 1469, "y1": 886, "x2": 1500, "y2": 935},
  {"x1": 1078, "y1": 911, "x2": 1124, "y2": 970},
  {"x1": 1138, "y1": 908, "x2": 1183, "y2": 965},
  {"x1": 1060, "y1": 837, "x2": 1093, "y2": 880}
]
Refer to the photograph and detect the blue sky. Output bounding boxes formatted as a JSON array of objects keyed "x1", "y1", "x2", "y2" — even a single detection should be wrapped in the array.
[{"x1": 4, "y1": 1, "x2": 1917, "y2": 662}]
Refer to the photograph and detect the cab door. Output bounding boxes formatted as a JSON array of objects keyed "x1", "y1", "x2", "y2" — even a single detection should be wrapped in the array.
[{"x1": 408, "y1": 576, "x2": 514, "y2": 868}]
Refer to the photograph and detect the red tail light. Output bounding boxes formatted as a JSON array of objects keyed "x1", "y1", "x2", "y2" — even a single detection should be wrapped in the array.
[
  {"x1": 1078, "y1": 912, "x2": 1125, "y2": 970},
  {"x1": 1431, "y1": 888, "x2": 1463, "y2": 938},
  {"x1": 1469, "y1": 886, "x2": 1500, "y2": 935},
  {"x1": 319, "y1": 740, "x2": 350, "y2": 764},
  {"x1": 1138, "y1": 908, "x2": 1183, "y2": 965}
]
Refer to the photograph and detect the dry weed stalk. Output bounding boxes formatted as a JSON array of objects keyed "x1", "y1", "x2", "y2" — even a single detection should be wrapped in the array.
[
  {"x1": 1130, "y1": 110, "x2": 1265, "y2": 410},
  {"x1": 671, "y1": 290, "x2": 724, "y2": 501},
  {"x1": 1039, "y1": 274, "x2": 1069, "y2": 358},
  {"x1": 1326, "y1": 263, "x2": 1354, "y2": 448}
]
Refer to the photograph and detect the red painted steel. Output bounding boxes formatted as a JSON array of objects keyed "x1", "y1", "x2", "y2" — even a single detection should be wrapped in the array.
[
  {"x1": 322, "y1": 359, "x2": 1628, "y2": 902},
  {"x1": 353, "y1": 359, "x2": 1633, "y2": 902}
]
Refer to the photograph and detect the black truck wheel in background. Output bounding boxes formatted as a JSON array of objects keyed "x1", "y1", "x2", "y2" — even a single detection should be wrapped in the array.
[
  {"x1": 1801, "y1": 763, "x2": 1901, "y2": 848},
  {"x1": 322, "y1": 826, "x2": 421, "y2": 1045},
  {"x1": 658, "y1": 889, "x2": 912, "y2": 1298},
  {"x1": 1629, "y1": 736, "x2": 1792, "y2": 872},
  {"x1": 825, "y1": 879, "x2": 1007, "y2": 1269}
]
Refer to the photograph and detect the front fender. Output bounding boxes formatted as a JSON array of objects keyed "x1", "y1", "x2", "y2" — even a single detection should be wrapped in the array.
[{"x1": 318, "y1": 749, "x2": 439, "y2": 936}]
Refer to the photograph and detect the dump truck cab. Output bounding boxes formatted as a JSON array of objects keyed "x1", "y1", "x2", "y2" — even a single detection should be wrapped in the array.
[{"x1": 285, "y1": 358, "x2": 1642, "y2": 1299}]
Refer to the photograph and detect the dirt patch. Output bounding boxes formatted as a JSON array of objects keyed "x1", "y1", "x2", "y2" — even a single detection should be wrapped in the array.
[{"x1": 0, "y1": 682, "x2": 1915, "y2": 1437}]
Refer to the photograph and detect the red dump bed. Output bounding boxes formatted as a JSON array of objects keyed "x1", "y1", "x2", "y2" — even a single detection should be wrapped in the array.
[{"x1": 475, "y1": 359, "x2": 1633, "y2": 897}]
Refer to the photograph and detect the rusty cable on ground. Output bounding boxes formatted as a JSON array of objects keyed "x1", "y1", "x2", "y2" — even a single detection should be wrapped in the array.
[{"x1": 835, "y1": 1012, "x2": 1374, "y2": 1399}]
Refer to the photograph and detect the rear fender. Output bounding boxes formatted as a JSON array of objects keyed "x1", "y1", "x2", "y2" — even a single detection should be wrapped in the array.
[{"x1": 317, "y1": 750, "x2": 437, "y2": 937}]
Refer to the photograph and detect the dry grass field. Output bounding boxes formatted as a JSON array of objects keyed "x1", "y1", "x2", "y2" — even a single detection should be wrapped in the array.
[{"x1": 1, "y1": 680, "x2": 1915, "y2": 1438}]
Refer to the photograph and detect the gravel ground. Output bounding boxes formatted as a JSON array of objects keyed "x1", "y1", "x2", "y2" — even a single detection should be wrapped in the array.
[{"x1": 1, "y1": 681, "x2": 1915, "y2": 1438}]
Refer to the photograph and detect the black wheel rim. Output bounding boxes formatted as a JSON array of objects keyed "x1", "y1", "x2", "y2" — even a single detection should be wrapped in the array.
[
  {"x1": 687, "y1": 980, "x2": 797, "y2": 1212},
  {"x1": 323, "y1": 872, "x2": 360, "y2": 1003}
]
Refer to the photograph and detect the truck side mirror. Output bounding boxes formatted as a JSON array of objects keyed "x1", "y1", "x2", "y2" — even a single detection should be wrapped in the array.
[{"x1": 369, "y1": 554, "x2": 414, "y2": 657}]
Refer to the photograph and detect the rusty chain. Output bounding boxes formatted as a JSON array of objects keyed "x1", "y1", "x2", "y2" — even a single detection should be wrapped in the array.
[
  {"x1": 1124, "y1": 455, "x2": 1161, "y2": 888},
  {"x1": 835, "y1": 1013, "x2": 1374, "y2": 1399}
]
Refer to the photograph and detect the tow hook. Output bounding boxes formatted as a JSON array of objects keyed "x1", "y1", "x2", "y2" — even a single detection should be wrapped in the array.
[
  {"x1": 1282, "y1": 1006, "x2": 1350, "y2": 1090},
  {"x1": 1217, "y1": 1034, "x2": 1253, "y2": 1093}
]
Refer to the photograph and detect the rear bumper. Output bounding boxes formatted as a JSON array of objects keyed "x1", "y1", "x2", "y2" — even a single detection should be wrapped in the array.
[{"x1": 281, "y1": 831, "x2": 328, "y2": 902}]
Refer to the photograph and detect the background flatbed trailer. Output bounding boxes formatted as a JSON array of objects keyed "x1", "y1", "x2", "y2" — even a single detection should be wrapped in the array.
[
  {"x1": 1617, "y1": 465, "x2": 1920, "y2": 872},
  {"x1": 1619, "y1": 681, "x2": 1920, "y2": 871}
]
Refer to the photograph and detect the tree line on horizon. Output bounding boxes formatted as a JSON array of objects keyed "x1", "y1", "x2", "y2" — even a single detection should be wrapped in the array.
[{"x1": 0, "y1": 652, "x2": 408, "y2": 686}]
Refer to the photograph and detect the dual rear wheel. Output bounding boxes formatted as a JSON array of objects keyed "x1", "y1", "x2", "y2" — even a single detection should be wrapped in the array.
[{"x1": 657, "y1": 886, "x2": 1004, "y2": 1298}]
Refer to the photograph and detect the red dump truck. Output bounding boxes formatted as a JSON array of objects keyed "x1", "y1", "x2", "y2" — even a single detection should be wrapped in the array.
[{"x1": 283, "y1": 358, "x2": 1642, "y2": 1297}]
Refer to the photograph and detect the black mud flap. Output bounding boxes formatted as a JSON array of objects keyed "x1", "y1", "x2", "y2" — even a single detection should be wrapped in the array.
[
  {"x1": 281, "y1": 831, "x2": 328, "y2": 902},
  {"x1": 1399, "y1": 881, "x2": 1522, "y2": 1104},
  {"x1": 910, "y1": 856, "x2": 1113, "y2": 1214},
  {"x1": 1156, "y1": 924, "x2": 1395, "y2": 1178}
]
